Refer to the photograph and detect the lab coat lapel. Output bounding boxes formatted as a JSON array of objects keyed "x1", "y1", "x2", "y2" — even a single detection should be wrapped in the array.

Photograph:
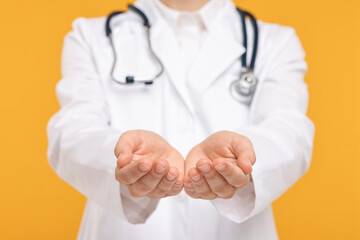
[
  {"x1": 133, "y1": 0, "x2": 245, "y2": 114},
  {"x1": 134, "y1": 0, "x2": 196, "y2": 115},
  {"x1": 152, "y1": 24, "x2": 196, "y2": 115},
  {"x1": 188, "y1": 6, "x2": 245, "y2": 95}
]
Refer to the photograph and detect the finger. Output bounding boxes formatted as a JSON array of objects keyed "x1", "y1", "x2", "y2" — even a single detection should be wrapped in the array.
[
  {"x1": 115, "y1": 133, "x2": 138, "y2": 168},
  {"x1": 116, "y1": 147, "x2": 134, "y2": 169},
  {"x1": 236, "y1": 149, "x2": 256, "y2": 175},
  {"x1": 229, "y1": 135, "x2": 256, "y2": 175},
  {"x1": 167, "y1": 173, "x2": 184, "y2": 196},
  {"x1": 128, "y1": 159, "x2": 169, "y2": 196},
  {"x1": 213, "y1": 159, "x2": 250, "y2": 188},
  {"x1": 183, "y1": 177, "x2": 200, "y2": 199},
  {"x1": 188, "y1": 167, "x2": 217, "y2": 200},
  {"x1": 147, "y1": 167, "x2": 179, "y2": 198},
  {"x1": 115, "y1": 159, "x2": 152, "y2": 185},
  {"x1": 115, "y1": 130, "x2": 148, "y2": 167},
  {"x1": 196, "y1": 159, "x2": 235, "y2": 199}
]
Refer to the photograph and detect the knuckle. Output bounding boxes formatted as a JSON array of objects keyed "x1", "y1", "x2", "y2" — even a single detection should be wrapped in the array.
[
  {"x1": 191, "y1": 194, "x2": 202, "y2": 199},
  {"x1": 220, "y1": 191, "x2": 236, "y2": 199},
  {"x1": 203, "y1": 170, "x2": 217, "y2": 179},
  {"x1": 231, "y1": 176, "x2": 244, "y2": 186},
  {"x1": 154, "y1": 188, "x2": 168, "y2": 196},
  {"x1": 147, "y1": 192, "x2": 165, "y2": 199},
  {"x1": 168, "y1": 189, "x2": 181, "y2": 196},
  {"x1": 121, "y1": 179, "x2": 131, "y2": 185},
  {"x1": 131, "y1": 181, "x2": 154, "y2": 194},
  {"x1": 115, "y1": 173, "x2": 130, "y2": 185},
  {"x1": 183, "y1": 185, "x2": 193, "y2": 192},
  {"x1": 138, "y1": 177, "x2": 155, "y2": 188},
  {"x1": 213, "y1": 187, "x2": 227, "y2": 196},
  {"x1": 191, "y1": 180, "x2": 204, "y2": 188},
  {"x1": 197, "y1": 188, "x2": 213, "y2": 196},
  {"x1": 196, "y1": 188, "x2": 209, "y2": 195},
  {"x1": 210, "y1": 181, "x2": 226, "y2": 192},
  {"x1": 138, "y1": 182, "x2": 153, "y2": 193},
  {"x1": 209, "y1": 195, "x2": 217, "y2": 200},
  {"x1": 170, "y1": 185, "x2": 183, "y2": 195},
  {"x1": 200, "y1": 192, "x2": 217, "y2": 200},
  {"x1": 184, "y1": 188, "x2": 196, "y2": 196},
  {"x1": 157, "y1": 183, "x2": 172, "y2": 193},
  {"x1": 233, "y1": 182, "x2": 243, "y2": 188},
  {"x1": 173, "y1": 184, "x2": 184, "y2": 192},
  {"x1": 166, "y1": 191, "x2": 176, "y2": 196},
  {"x1": 128, "y1": 188, "x2": 143, "y2": 198},
  {"x1": 150, "y1": 170, "x2": 166, "y2": 179},
  {"x1": 234, "y1": 176, "x2": 250, "y2": 188},
  {"x1": 238, "y1": 172, "x2": 247, "y2": 181},
  {"x1": 121, "y1": 176, "x2": 132, "y2": 185}
]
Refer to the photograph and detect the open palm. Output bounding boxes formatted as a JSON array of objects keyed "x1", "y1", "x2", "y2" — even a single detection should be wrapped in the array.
[
  {"x1": 115, "y1": 130, "x2": 184, "y2": 198},
  {"x1": 184, "y1": 131, "x2": 255, "y2": 199}
]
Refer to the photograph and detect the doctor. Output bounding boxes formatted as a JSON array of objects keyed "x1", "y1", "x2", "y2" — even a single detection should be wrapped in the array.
[{"x1": 47, "y1": 0, "x2": 315, "y2": 239}]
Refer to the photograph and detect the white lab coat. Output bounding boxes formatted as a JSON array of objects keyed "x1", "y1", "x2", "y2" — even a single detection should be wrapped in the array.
[{"x1": 47, "y1": 0, "x2": 315, "y2": 239}]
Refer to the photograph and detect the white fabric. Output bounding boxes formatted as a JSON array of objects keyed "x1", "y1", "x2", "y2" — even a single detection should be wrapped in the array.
[
  {"x1": 153, "y1": 0, "x2": 224, "y2": 75},
  {"x1": 46, "y1": 0, "x2": 315, "y2": 239}
]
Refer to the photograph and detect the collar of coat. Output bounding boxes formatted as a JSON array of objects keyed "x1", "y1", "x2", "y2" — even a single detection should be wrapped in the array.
[
  {"x1": 118, "y1": 0, "x2": 247, "y2": 115},
  {"x1": 152, "y1": 0, "x2": 226, "y2": 33}
]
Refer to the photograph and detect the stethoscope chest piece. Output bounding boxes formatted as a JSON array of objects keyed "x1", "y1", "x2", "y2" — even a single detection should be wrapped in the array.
[{"x1": 230, "y1": 70, "x2": 258, "y2": 104}]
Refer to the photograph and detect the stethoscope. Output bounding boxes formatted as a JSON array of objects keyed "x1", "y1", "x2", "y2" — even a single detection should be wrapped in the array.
[{"x1": 106, "y1": 4, "x2": 259, "y2": 104}]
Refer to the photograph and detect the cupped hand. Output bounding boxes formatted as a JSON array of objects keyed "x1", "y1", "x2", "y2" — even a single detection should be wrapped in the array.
[
  {"x1": 114, "y1": 130, "x2": 184, "y2": 199},
  {"x1": 184, "y1": 131, "x2": 256, "y2": 199}
]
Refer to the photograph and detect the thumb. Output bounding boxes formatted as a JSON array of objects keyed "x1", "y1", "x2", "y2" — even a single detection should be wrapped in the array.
[
  {"x1": 231, "y1": 135, "x2": 256, "y2": 175},
  {"x1": 114, "y1": 131, "x2": 139, "y2": 168},
  {"x1": 236, "y1": 150, "x2": 254, "y2": 175}
]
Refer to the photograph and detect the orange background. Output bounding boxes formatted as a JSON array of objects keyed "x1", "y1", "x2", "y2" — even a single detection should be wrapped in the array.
[{"x1": 0, "y1": 0, "x2": 359, "y2": 239}]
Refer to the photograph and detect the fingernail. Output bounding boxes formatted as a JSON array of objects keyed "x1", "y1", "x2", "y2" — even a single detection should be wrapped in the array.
[
  {"x1": 198, "y1": 164, "x2": 211, "y2": 173},
  {"x1": 191, "y1": 174, "x2": 201, "y2": 182},
  {"x1": 139, "y1": 164, "x2": 151, "y2": 172},
  {"x1": 155, "y1": 164, "x2": 166, "y2": 174},
  {"x1": 166, "y1": 173, "x2": 176, "y2": 181},
  {"x1": 215, "y1": 163, "x2": 227, "y2": 172}
]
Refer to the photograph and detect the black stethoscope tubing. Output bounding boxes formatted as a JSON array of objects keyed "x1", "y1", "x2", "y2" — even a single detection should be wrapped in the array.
[
  {"x1": 237, "y1": 8, "x2": 258, "y2": 71},
  {"x1": 105, "y1": 4, "x2": 259, "y2": 101}
]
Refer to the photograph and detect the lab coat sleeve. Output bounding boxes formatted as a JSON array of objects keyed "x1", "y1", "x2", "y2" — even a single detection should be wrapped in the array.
[
  {"x1": 46, "y1": 18, "x2": 159, "y2": 224},
  {"x1": 211, "y1": 27, "x2": 315, "y2": 223}
]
